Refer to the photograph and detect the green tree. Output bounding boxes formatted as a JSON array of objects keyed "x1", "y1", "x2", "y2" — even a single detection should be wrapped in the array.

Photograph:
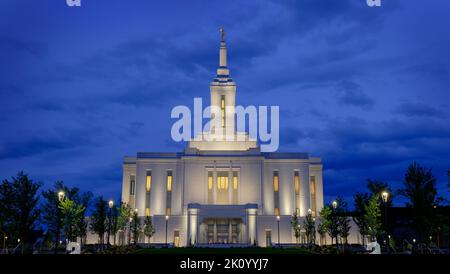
[
  {"x1": 317, "y1": 222, "x2": 327, "y2": 245},
  {"x1": 0, "y1": 171, "x2": 42, "y2": 250},
  {"x1": 353, "y1": 192, "x2": 370, "y2": 244},
  {"x1": 59, "y1": 198, "x2": 85, "y2": 242},
  {"x1": 303, "y1": 212, "x2": 316, "y2": 247},
  {"x1": 131, "y1": 210, "x2": 141, "y2": 245},
  {"x1": 143, "y1": 215, "x2": 155, "y2": 244},
  {"x1": 364, "y1": 194, "x2": 382, "y2": 240},
  {"x1": 41, "y1": 181, "x2": 92, "y2": 250},
  {"x1": 107, "y1": 205, "x2": 119, "y2": 245},
  {"x1": 399, "y1": 162, "x2": 440, "y2": 241},
  {"x1": 338, "y1": 216, "x2": 351, "y2": 245},
  {"x1": 290, "y1": 211, "x2": 301, "y2": 244},
  {"x1": 117, "y1": 203, "x2": 132, "y2": 244},
  {"x1": 90, "y1": 196, "x2": 108, "y2": 246}
]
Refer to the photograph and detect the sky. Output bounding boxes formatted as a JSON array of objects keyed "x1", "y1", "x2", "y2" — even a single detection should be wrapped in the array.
[{"x1": 0, "y1": 0, "x2": 449, "y2": 206}]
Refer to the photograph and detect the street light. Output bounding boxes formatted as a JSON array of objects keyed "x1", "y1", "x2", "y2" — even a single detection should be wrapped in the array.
[
  {"x1": 381, "y1": 191, "x2": 389, "y2": 253},
  {"x1": 58, "y1": 191, "x2": 65, "y2": 202},
  {"x1": 276, "y1": 215, "x2": 280, "y2": 247},
  {"x1": 165, "y1": 215, "x2": 169, "y2": 247},
  {"x1": 107, "y1": 200, "x2": 114, "y2": 246},
  {"x1": 3, "y1": 236, "x2": 7, "y2": 253},
  {"x1": 307, "y1": 208, "x2": 312, "y2": 215},
  {"x1": 331, "y1": 200, "x2": 338, "y2": 252},
  {"x1": 332, "y1": 200, "x2": 338, "y2": 209},
  {"x1": 55, "y1": 190, "x2": 65, "y2": 254}
]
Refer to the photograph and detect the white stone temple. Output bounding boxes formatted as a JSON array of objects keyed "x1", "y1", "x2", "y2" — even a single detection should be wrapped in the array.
[{"x1": 86, "y1": 29, "x2": 361, "y2": 247}]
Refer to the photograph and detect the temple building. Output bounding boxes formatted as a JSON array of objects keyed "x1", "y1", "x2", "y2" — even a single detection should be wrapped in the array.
[{"x1": 87, "y1": 29, "x2": 360, "y2": 247}]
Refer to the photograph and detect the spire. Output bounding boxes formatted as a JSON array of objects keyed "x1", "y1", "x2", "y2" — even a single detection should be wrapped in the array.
[{"x1": 216, "y1": 27, "x2": 230, "y2": 78}]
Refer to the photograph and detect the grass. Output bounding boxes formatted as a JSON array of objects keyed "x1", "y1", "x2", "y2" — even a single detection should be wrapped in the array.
[{"x1": 133, "y1": 247, "x2": 315, "y2": 254}]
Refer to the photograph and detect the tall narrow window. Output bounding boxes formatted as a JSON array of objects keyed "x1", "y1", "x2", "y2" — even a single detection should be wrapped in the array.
[
  {"x1": 129, "y1": 175, "x2": 135, "y2": 195},
  {"x1": 294, "y1": 171, "x2": 300, "y2": 215},
  {"x1": 146, "y1": 171, "x2": 152, "y2": 192},
  {"x1": 207, "y1": 171, "x2": 213, "y2": 204},
  {"x1": 145, "y1": 170, "x2": 152, "y2": 216},
  {"x1": 310, "y1": 176, "x2": 316, "y2": 216},
  {"x1": 221, "y1": 95, "x2": 225, "y2": 128},
  {"x1": 232, "y1": 171, "x2": 238, "y2": 204},
  {"x1": 166, "y1": 170, "x2": 173, "y2": 216},
  {"x1": 216, "y1": 171, "x2": 229, "y2": 204},
  {"x1": 273, "y1": 171, "x2": 280, "y2": 216}
]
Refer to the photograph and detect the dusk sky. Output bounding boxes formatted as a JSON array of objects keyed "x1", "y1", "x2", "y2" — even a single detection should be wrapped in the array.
[{"x1": 0, "y1": 0, "x2": 449, "y2": 206}]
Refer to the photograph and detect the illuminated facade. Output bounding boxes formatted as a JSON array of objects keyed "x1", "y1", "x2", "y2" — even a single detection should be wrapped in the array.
[{"x1": 109, "y1": 31, "x2": 343, "y2": 247}]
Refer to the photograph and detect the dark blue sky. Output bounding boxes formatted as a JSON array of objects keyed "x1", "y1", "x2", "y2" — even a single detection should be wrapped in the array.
[{"x1": 1, "y1": 0, "x2": 449, "y2": 206}]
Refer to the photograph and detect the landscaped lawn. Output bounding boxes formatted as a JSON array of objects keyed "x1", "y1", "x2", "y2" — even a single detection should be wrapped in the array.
[{"x1": 133, "y1": 247, "x2": 315, "y2": 254}]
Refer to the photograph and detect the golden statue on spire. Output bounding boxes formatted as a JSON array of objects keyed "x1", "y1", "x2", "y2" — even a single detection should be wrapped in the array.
[{"x1": 219, "y1": 26, "x2": 225, "y2": 42}]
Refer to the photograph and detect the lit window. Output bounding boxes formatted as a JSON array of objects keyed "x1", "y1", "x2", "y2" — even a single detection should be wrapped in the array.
[
  {"x1": 145, "y1": 208, "x2": 150, "y2": 216},
  {"x1": 167, "y1": 172, "x2": 173, "y2": 192},
  {"x1": 208, "y1": 175, "x2": 213, "y2": 190},
  {"x1": 273, "y1": 174, "x2": 279, "y2": 192},
  {"x1": 166, "y1": 207, "x2": 171, "y2": 216},
  {"x1": 221, "y1": 96, "x2": 225, "y2": 128},
  {"x1": 233, "y1": 175, "x2": 238, "y2": 190},
  {"x1": 294, "y1": 172, "x2": 299, "y2": 195},
  {"x1": 217, "y1": 176, "x2": 228, "y2": 190},
  {"x1": 146, "y1": 172, "x2": 152, "y2": 192}
]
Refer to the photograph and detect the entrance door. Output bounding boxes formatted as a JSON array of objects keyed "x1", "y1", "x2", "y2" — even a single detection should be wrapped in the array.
[{"x1": 266, "y1": 230, "x2": 272, "y2": 247}]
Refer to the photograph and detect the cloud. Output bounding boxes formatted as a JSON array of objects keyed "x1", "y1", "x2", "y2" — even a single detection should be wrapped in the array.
[
  {"x1": 337, "y1": 81, "x2": 375, "y2": 108},
  {"x1": 395, "y1": 102, "x2": 445, "y2": 118}
]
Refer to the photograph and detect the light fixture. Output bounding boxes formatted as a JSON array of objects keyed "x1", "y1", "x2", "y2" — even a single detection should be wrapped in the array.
[
  {"x1": 276, "y1": 215, "x2": 280, "y2": 221},
  {"x1": 307, "y1": 208, "x2": 312, "y2": 215},
  {"x1": 165, "y1": 215, "x2": 169, "y2": 221},
  {"x1": 108, "y1": 200, "x2": 114, "y2": 208},
  {"x1": 381, "y1": 191, "x2": 389, "y2": 203},
  {"x1": 332, "y1": 200, "x2": 338, "y2": 209},
  {"x1": 58, "y1": 191, "x2": 65, "y2": 202}
]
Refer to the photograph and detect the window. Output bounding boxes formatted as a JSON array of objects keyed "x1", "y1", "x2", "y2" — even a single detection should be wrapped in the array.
[
  {"x1": 174, "y1": 230, "x2": 180, "y2": 247},
  {"x1": 273, "y1": 172, "x2": 279, "y2": 192},
  {"x1": 310, "y1": 176, "x2": 316, "y2": 216},
  {"x1": 216, "y1": 171, "x2": 229, "y2": 204},
  {"x1": 146, "y1": 171, "x2": 152, "y2": 192},
  {"x1": 129, "y1": 175, "x2": 135, "y2": 195},
  {"x1": 167, "y1": 171, "x2": 173, "y2": 192},
  {"x1": 273, "y1": 171, "x2": 280, "y2": 215},
  {"x1": 145, "y1": 171, "x2": 151, "y2": 215},
  {"x1": 221, "y1": 95, "x2": 225, "y2": 128},
  {"x1": 217, "y1": 176, "x2": 229, "y2": 190},
  {"x1": 166, "y1": 171, "x2": 173, "y2": 215},
  {"x1": 232, "y1": 171, "x2": 238, "y2": 204},
  {"x1": 294, "y1": 171, "x2": 300, "y2": 215},
  {"x1": 208, "y1": 171, "x2": 213, "y2": 204}
]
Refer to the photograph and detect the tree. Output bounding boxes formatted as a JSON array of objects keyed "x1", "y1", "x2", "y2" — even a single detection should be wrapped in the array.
[
  {"x1": 399, "y1": 162, "x2": 440, "y2": 241},
  {"x1": 41, "y1": 181, "x2": 92, "y2": 251},
  {"x1": 303, "y1": 212, "x2": 316, "y2": 247},
  {"x1": 338, "y1": 216, "x2": 351, "y2": 245},
  {"x1": 317, "y1": 222, "x2": 327, "y2": 245},
  {"x1": 107, "y1": 205, "x2": 119, "y2": 245},
  {"x1": 90, "y1": 197, "x2": 108, "y2": 246},
  {"x1": 131, "y1": 210, "x2": 141, "y2": 245},
  {"x1": 0, "y1": 171, "x2": 42, "y2": 250},
  {"x1": 117, "y1": 203, "x2": 132, "y2": 245},
  {"x1": 59, "y1": 198, "x2": 85, "y2": 242},
  {"x1": 143, "y1": 215, "x2": 155, "y2": 244},
  {"x1": 290, "y1": 211, "x2": 301, "y2": 244},
  {"x1": 353, "y1": 192, "x2": 370, "y2": 245},
  {"x1": 364, "y1": 195, "x2": 382, "y2": 241}
]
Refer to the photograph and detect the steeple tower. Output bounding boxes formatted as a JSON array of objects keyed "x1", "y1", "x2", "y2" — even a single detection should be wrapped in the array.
[{"x1": 210, "y1": 27, "x2": 236, "y2": 136}]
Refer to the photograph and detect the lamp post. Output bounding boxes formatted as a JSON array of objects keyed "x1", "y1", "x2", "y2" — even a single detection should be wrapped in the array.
[
  {"x1": 107, "y1": 200, "x2": 114, "y2": 246},
  {"x1": 3, "y1": 236, "x2": 7, "y2": 254},
  {"x1": 332, "y1": 200, "x2": 338, "y2": 253},
  {"x1": 55, "y1": 190, "x2": 65, "y2": 254},
  {"x1": 165, "y1": 215, "x2": 169, "y2": 247},
  {"x1": 128, "y1": 217, "x2": 132, "y2": 245},
  {"x1": 381, "y1": 191, "x2": 389, "y2": 253},
  {"x1": 276, "y1": 215, "x2": 280, "y2": 247}
]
